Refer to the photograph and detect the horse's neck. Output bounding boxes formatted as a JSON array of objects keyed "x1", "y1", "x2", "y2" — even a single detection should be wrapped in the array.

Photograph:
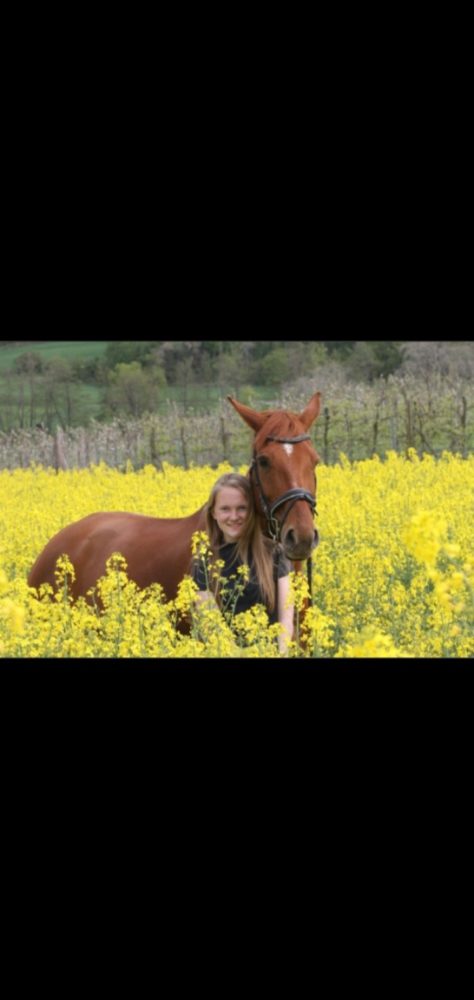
[{"x1": 187, "y1": 505, "x2": 207, "y2": 529}]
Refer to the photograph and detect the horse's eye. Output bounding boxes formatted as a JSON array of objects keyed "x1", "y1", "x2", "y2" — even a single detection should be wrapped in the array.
[{"x1": 257, "y1": 455, "x2": 270, "y2": 470}]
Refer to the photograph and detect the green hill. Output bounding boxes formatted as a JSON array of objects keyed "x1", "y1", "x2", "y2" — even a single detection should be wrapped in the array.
[{"x1": 0, "y1": 340, "x2": 114, "y2": 372}]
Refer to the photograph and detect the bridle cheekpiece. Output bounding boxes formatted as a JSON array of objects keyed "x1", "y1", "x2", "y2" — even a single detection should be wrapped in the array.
[{"x1": 249, "y1": 433, "x2": 317, "y2": 543}]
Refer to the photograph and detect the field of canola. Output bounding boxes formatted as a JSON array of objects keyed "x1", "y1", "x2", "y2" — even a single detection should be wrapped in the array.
[{"x1": 0, "y1": 452, "x2": 473, "y2": 659}]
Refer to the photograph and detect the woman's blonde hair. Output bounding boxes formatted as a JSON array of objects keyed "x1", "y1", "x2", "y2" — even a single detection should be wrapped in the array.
[{"x1": 201, "y1": 472, "x2": 276, "y2": 612}]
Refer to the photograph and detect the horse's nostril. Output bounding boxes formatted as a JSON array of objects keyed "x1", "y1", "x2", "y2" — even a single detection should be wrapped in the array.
[{"x1": 286, "y1": 528, "x2": 295, "y2": 545}]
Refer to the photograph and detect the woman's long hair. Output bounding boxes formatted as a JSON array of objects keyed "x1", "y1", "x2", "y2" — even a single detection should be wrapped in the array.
[{"x1": 200, "y1": 472, "x2": 276, "y2": 612}]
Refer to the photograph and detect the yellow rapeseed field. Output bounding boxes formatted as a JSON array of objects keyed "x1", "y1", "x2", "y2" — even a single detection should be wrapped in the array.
[{"x1": 1, "y1": 452, "x2": 473, "y2": 659}]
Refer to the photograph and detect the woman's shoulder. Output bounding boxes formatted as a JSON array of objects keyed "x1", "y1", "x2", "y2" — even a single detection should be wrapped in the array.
[{"x1": 274, "y1": 546, "x2": 292, "y2": 577}]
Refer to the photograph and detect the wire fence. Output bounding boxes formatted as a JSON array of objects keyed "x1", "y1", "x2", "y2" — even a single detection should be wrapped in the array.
[{"x1": 0, "y1": 376, "x2": 472, "y2": 471}]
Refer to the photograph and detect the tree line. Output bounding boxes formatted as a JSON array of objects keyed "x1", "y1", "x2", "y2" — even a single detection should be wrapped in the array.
[{"x1": 0, "y1": 340, "x2": 472, "y2": 435}]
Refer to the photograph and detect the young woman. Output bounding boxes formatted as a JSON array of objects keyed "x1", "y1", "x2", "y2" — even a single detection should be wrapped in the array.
[{"x1": 191, "y1": 473, "x2": 294, "y2": 653}]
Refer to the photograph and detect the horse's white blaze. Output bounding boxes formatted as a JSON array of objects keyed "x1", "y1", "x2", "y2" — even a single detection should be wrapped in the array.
[{"x1": 282, "y1": 443, "x2": 293, "y2": 456}]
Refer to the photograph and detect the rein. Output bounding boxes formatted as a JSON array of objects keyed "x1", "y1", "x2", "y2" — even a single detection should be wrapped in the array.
[
  {"x1": 273, "y1": 546, "x2": 313, "y2": 626},
  {"x1": 249, "y1": 432, "x2": 317, "y2": 625}
]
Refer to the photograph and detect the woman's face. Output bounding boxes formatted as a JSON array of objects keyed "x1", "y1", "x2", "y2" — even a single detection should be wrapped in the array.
[{"x1": 212, "y1": 486, "x2": 250, "y2": 543}]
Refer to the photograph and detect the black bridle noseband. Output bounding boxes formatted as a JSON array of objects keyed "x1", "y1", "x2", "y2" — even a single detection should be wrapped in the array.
[{"x1": 249, "y1": 433, "x2": 317, "y2": 543}]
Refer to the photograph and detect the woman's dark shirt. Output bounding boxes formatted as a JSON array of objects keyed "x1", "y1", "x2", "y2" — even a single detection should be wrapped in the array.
[{"x1": 192, "y1": 542, "x2": 291, "y2": 624}]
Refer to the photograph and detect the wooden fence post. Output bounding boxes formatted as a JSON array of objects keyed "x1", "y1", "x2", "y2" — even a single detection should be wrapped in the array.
[
  {"x1": 149, "y1": 424, "x2": 164, "y2": 472},
  {"x1": 400, "y1": 387, "x2": 414, "y2": 453},
  {"x1": 460, "y1": 395, "x2": 467, "y2": 457},
  {"x1": 219, "y1": 415, "x2": 230, "y2": 462},
  {"x1": 180, "y1": 423, "x2": 189, "y2": 469},
  {"x1": 344, "y1": 408, "x2": 353, "y2": 460},
  {"x1": 323, "y1": 406, "x2": 330, "y2": 465},
  {"x1": 390, "y1": 397, "x2": 399, "y2": 452},
  {"x1": 372, "y1": 404, "x2": 379, "y2": 455},
  {"x1": 53, "y1": 426, "x2": 68, "y2": 472},
  {"x1": 78, "y1": 428, "x2": 87, "y2": 467}
]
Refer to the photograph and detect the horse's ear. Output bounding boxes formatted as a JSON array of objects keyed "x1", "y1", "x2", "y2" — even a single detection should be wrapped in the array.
[
  {"x1": 227, "y1": 396, "x2": 267, "y2": 432},
  {"x1": 298, "y1": 391, "x2": 322, "y2": 430}
]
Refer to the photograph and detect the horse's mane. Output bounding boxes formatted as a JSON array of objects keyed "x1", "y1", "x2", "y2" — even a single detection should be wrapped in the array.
[{"x1": 254, "y1": 410, "x2": 304, "y2": 450}]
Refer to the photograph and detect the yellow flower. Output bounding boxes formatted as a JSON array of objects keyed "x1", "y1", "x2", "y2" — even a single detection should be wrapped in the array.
[
  {"x1": 237, "y1": 563, "x2": 250, "y2": 583},
  {"x1": 401, "y1": 510, "x2": 447, "y2": 567},
  {"x1": 288, "y1": 571, "x2": 310, "y2": 612},
  {"x1": 191, "y1": 531, "x2": 211, "y2": 557},
  {"x1": 444, "y1": 543, "x2": 461, "y2": 558},
  {"x1": 337, "y1": 628, "x2": 410, "y2": 658},
  {"x1": 0, "y1": 599, "x2": 25, "y2": 634},
  {"x1": 173, "y1": 575, "x2": 199, "y2": 616},
  {"x1": 1, "y1": 453, "x2": 473, "y2": 658}
]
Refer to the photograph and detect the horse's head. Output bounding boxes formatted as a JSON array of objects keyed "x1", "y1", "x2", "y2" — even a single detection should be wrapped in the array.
[{"x1": 228, "y1": 392, "x2": 321, "y2": 562}]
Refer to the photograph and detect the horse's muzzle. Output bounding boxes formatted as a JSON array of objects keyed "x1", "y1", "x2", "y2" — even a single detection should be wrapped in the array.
[{"x1": 282, "y1": 527, "x2": 319, "y2": 562}]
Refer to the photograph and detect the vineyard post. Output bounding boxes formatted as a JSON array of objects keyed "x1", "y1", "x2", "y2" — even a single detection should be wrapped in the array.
[
  {"x1": 323, "y1": 406, "x2": 330, "y2": 465},
  {"x1": 53, "y1": 426, "x2": 68, "y2": 472},
  {"x1": 79, "y1": 428, "x2": 87, "y2": 467},
  {"x1": 344, "y1": 407, "x2": 353, "y2": 460},
  {"x1": 113, "y1": 426, "x2": 119, "y2": 468},
  {"x1": 406, "y1": 398, "x2": 413, "y2": 452},
  {"x1": 400, "y1": 385, "x2": 414, "y2": 453},
  {"x1": 219, "y1": 414, "x2": 230, "y2": 462},
  {"x1": 460, "y1": 395, "x2": 467, "y2": 457},
  {"x1": 372, "y1": 403, "x2": 379, "y2": 455},
  {"x1": 180, "y1": 422, "x2": 189, "y2": 469},
  {"x1": 414, "y1": 399, "x2": 435, "y2": 455},
  {"x1": 149, "y1": 423, "x2": 164, "y2": 472},
  {"x1": 390, "y1": 397, "x2": 399, "y2": 451}
]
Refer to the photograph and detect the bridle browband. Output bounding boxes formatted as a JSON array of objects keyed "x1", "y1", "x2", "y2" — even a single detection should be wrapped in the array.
[{"x1": 249, "y1": 433, "x2": 317, "y2": 544}]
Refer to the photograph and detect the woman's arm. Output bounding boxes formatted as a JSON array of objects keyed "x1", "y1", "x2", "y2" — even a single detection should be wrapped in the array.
[
  {"x1": 277, "y1": 575, "x2": 294, "y2": 654},
  {"x1": 195, "y1": 589, "x2": 218, "y2": 609},
  {"x1": 191, "y1": 589, "x2": 220, "y2": 639}
]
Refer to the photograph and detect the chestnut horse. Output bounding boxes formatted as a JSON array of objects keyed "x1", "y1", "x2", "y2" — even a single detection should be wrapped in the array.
[{"x1": 27, "y1": 392, "x2": 321, "y2": 603}]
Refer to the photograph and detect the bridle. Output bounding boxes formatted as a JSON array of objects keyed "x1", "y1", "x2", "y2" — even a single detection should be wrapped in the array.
[{"x1": 249, "y1": 433, "x2": 317, "y2": 544}]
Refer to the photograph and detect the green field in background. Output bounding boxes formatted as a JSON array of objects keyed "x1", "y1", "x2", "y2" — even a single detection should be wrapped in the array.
[
  {"x1": 0, "y1": 341, "x2": 154, "y2": 372},
  {"x1": 0, "y1": 341, "x2": 282, "y2": 428}
]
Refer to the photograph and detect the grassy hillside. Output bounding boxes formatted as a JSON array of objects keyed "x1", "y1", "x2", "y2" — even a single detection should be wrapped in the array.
[
  {"x1": 0, "y1": 341, "x2": 160, "y2": 372},
  {"x1": 0, "y1": 342, "x2": 114, "y2": 427},
  {"x1": 0, "y1": 340, "x2": 116, "y2": 372},
  {"x1": 0, "y1": 341, "x2": 274, "y2": 424}
]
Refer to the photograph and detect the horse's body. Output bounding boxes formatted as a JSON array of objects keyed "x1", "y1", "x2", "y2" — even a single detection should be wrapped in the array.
[
  {"x1": 28, "y1": 392, "x2": 321, "y2": 603},
  {"x1": 28, "y1": 508, "x2": 207, "y2": 602}
]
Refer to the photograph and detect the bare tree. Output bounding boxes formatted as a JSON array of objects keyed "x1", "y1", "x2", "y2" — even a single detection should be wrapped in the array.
[{"x1": 400, "y1": 342, "x2": 474, "y2": 380}]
